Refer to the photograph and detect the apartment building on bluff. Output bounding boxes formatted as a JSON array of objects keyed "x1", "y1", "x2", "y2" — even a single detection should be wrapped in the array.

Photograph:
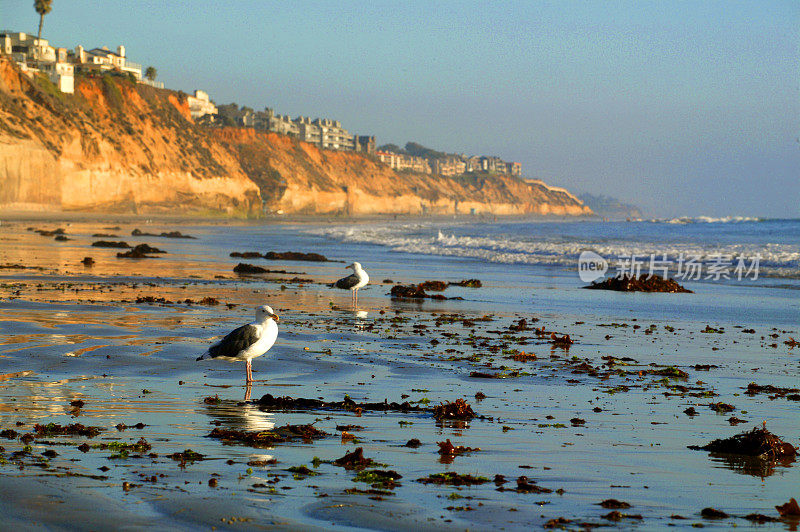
[
  {"x1": 218, "y1": 106, "x2": 375, "y2": 154},
  {"x1": 376, "y1": 148, "x2": 522, "y2": 178}
]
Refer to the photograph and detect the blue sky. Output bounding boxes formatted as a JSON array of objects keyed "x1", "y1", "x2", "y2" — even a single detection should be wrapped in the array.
[{"x1": 5, "y1": 1, "x2": 799, "y2": 217}]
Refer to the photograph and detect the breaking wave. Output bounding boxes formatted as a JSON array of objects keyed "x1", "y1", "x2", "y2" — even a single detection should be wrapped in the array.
[
  {"x1": 655, "y1": 216, "x2": 764, "y2": 224},
  {"x1": 308, "y1": 221, "x2": 800, "y2": 279}
]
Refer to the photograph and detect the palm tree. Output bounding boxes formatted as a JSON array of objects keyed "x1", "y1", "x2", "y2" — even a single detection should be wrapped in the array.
[
  {"x1": 34, "y1": 0, "x2": 53, "y2": 47},
  {"x1": 144, "y1": 66, "x2": 157, "y2": 81}
]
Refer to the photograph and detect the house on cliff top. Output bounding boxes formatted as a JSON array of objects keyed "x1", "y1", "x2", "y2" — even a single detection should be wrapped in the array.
[
  {"x1": 0, "y1": 30, "x2": 73, "y2": 93},
  {"x1": 73, "y1": 45, "x2": 142, "y2": 81},
  {"x1": 0, "y1": 31, "x2": 160, "y2": 93}
]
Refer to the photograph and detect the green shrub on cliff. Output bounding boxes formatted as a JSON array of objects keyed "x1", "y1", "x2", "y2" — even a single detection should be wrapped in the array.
[{"x1": 101, "y1": 74, "x2": 124, "y2": 112}]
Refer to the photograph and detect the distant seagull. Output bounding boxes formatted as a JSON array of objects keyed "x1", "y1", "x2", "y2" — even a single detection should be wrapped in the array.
[
  {"x1": 197, "y1": 305, "x2": 279, "y2": 385},
  {"x1": 332, "y1": 262, "x2": 369, "y2": 306}
]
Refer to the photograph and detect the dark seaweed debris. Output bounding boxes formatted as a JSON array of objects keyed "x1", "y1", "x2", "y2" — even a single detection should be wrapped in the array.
[
  {"x1": 353, "y1": 469, "x2": 403, "y2": 489},
  {"x1": 169, "y1": 449, "x2": 204, "y2": 463},
  {"x1": 599, "y1": 499, "x2": 632, "y2": 509},
  {"x1": 233, "y1": 263, "x2": 269, "y2": 274},
  {"x1": 776, "y1": 498, "x2": 800, "y2": 517},
  {"x1": 256, "y1": 394, "x2": 427, "y2": 414},
  {"x1": 117, "y1": 244, "x2": 166, "y2": 258},
  {"x1": 132, "y1": 229, "x2": 195, "y2": 239},
  {"x1": 745, "y1": 382, "x2": 800, "y2": 401},
  {"x1": 417, "y1": 280, "x2": 448, "y2": 291},
  {"x1": 333, "y1": 447, "x2": 375, "y2": 470},
  {"x1": 34, "y1": 228, "x2": 65, "y2": 236},
  {"x1": 33, "y1": 423, "x2": 103, "y2": 438},
  {"x1": 264, "y1": 251, "x2": 328, "y2": 262},
  {"x1": 688, "y1": 426, "x2": 797, "y2": 459},
  {"x1": 432, "y1": 399, "x2": 476, "y2": 421},
  {"x1": 208, "y1": 424, "x2": 327, "y2": 447},
  {"x1": 701, "y1": 507, "x2": 729, "y2": 519},
  {"x1": 437, "y1": 439, "x2": 479, "y2": 457},
  {"x1": 709, "y1": 402, "x2": 735, "y2": 413},
  {"x1": 92, "y1": 240, "x2": 131, "y2": 248},
  {"x1": 450, "y1": 279, "x2": 482, "y2": 288},
  {"x1": 233, "y1": 263, "x2": 296, "y2": 275},
  {"x1": 543, "y1": 517, "x2": 572, "y2": 529},
  {"x1": 512, "y1": 475, "x2": 553, "y2": 493},
  {"x1": 389, "y1": 284, "x2": 463, "y2": 300},
  {"x1": 417, "y1": 472, "x2": 489, "y2": 486},
  {"x1": 585, "y1": 274, "x2": 692, "y2": 293}
]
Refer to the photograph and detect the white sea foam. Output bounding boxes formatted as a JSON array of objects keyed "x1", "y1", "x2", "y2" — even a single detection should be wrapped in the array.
[
  {"x1": 307, "y1": 222, "x2": 800, "y2": 278},
  {"x1": 655, "y1": 216, "x2": 763, "y2": 224}
]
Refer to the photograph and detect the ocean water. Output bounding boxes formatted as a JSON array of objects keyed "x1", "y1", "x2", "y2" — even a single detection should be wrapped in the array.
[
  {"x1": 0, "y1": 217, "x2": 798, "y2": 530},
  {"x1": 308, "y1": 218, "x2": 800, "y2": 283}
]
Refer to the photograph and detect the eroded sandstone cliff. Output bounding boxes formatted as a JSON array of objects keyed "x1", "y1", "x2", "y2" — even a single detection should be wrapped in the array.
[{"x1": 0, "y1": 58, "x2": 590, "y2": 217}]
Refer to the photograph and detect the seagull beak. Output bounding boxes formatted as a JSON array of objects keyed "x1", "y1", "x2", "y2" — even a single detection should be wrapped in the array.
[{"x1": 271, "y1": 314, "x2": 280, "y2": 322}]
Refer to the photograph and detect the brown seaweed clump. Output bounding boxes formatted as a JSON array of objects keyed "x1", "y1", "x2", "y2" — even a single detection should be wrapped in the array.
[
  {"x1": 390, "y1": 284, "x2": 462, "y2": 300},
  {"x1": 450, "y1": 279, "x2": 482, "y2": 288},
  {"x1": 92, "y1": 240, "x2": 131, "y2": 248},
  {"x1": 585, "y1": 274, "x2": 692, "y2": 293},
  {"x1": 264, "y1": 251, "x2": 328, "y2": 262},
  {"x1": 689, "y1": 425, "x2": 797, "y2": 459},
  {"x1": 234, "y1": 262, "x2": 268, "y2": 273},
  {"x1": 333, "y1": 447, "x2": 375, "y2": 470},
  {"x1": 776, "y1": 498, "x2": 800, "y2": 517},
  {"x1": 550, "y1": 332, "x2": 574, "y2": 347},
  {"x1": 33, "y1": 423, "x2": 103, "y2": 438},
  {"x1": 432, "y1": 399, "x2": 476, "y2": 421},
  {"x1": 233, "y1": 263, "x2": 294, "y2": 274},
  {"x1": 416, "y1": 472, "x2": 489, "y2": 486},
  {"x1": 208, "y1": 424, "x2": 326, "y2": 447},
  {"x1": 417, "y1": 280, "x2": 449, "y2": 291},
  {"x1": 745, "y1": 382, "x2": 800, "y2": 401},
  {"x1": 437, "y1": 439, "x2": 480, "y2": 457},
  {"x1": 117, "y1": 244, "x2": 166, "y2": 258},
  {"x1": 132, "y1": 229, "x2": 195, "y2": 239},
  {"x1": 390, "y1": 284, "x2": 436, "y2": 299},
  {"x1": 257, "y1": 394, "x2": 427, "y2": 414}
]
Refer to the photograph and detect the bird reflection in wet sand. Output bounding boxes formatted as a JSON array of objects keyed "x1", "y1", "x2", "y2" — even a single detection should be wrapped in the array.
[
  {"x1": 203, "y1": 395, "x2": 275, "y2": 432},
  {"x1": 197, "y1": 305, "x2": 279, "y2": 386}
]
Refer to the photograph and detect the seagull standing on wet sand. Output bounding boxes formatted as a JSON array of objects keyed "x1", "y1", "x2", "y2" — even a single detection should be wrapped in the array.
[
  {"x1": 196, "y1": 305, "x2": 279, "y2": 385},
  {"x1": 332, "y1": 262, "x2": 369, "y2": 306}
]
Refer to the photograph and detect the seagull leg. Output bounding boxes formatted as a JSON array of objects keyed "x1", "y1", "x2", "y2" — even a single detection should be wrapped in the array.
[{"x1": 246, "y1": 360, "x2": 253, "y2": 384}]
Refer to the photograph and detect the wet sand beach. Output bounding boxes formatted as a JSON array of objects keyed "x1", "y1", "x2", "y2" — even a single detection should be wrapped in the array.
[{"x1": 0, "y1": 218, "x2": 798, "y2": 530}]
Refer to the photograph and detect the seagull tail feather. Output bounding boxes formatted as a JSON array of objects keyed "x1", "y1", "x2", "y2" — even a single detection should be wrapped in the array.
[{"x1": 196, "y1": 352, "x2": 209, "y2": 361}]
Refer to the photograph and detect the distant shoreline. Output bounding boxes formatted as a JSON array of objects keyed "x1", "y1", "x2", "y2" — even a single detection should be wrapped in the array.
[{"x1": 0, "y1": 209, "x2": 600, "y2": 225}]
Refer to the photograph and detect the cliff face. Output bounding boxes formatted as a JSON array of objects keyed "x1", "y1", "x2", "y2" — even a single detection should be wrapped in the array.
[
  {"x1": 0, "y1": 58, "x2": 260, "y2": 216},
  {"x1": 0, "y1": 58, "x2": 590, "y2": 217},
  {"x1": 215, "y1": 128, "x2": 590, "y2": 216}
]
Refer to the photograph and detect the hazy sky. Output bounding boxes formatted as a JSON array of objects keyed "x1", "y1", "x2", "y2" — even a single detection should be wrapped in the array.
[{"x1": 5, "y1": 1, "x2": 799, "y2": 217}]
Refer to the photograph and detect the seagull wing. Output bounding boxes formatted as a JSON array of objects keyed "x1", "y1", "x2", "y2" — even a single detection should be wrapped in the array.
[
  {"x1": 334, "y1": 273, "x2": 361, "y2": 289},
  {"x1": 206, "y1": 323, "x2": 260, "y2": 359}
]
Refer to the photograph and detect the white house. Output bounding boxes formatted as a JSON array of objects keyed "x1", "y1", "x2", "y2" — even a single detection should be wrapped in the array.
[
  {"x1": 187, "y1": 90, "x2": 218, "y2": 119},
  {"x1": 0, "y1": 31, "x2": 73, "y2": 93},
  {"x1": 78, "y1": 45, "x2": 142, "y2": 80}
]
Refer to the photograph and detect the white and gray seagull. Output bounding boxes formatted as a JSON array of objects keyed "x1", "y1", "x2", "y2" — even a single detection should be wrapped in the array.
[
  {"x1": 196, "y1": 305, "x2": 279, "y2": 385},
  {"x1": 332, "y1": 262, "x2": 369, "y2": 306}
]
